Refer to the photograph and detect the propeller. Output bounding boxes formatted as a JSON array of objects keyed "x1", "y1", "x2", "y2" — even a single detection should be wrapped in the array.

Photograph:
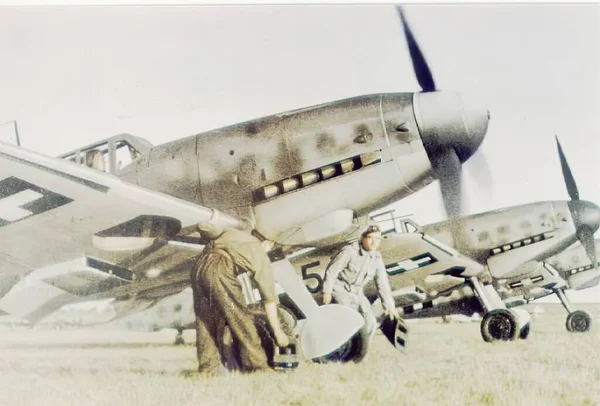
[
  {"x1": 556, "y1": 136, "x2": 600, "y2": 269},
  {"x1": 432, "y1": 149, "x2": 461, "y2": 218},
  {"x1": 465, "y1": 148, "x2": 495, "y2": 204},
  {"x1": 397, "y1": 7, "x2": 436, "y2": 92},
  {"x1": 556, "y1": 136, "x2": 579, "y2": 201},
  {"x1": 396, "y1": 6, "x2": 491, "y2": 222}
]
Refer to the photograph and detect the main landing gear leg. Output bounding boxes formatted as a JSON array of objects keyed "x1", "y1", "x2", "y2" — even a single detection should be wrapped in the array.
[{"x1": 555, "y1": 289, "x2": 592, "y2": 333}]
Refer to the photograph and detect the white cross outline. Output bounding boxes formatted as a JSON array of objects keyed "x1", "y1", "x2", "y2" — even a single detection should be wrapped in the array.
[
  {"x1": 0, "y1": 189, "x2": 44, "y2": 222},
  {"x1": 387, "y1": 255, "x2": 432, "y2": 274}
]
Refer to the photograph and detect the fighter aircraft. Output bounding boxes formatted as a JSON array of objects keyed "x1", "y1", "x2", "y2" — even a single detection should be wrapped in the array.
[
  {"x1": 392, "y1": 137, "x2": 599, "y2": 342},
  {"x1": 0, "y1": 8, "x2": 490, "y2": 361}
]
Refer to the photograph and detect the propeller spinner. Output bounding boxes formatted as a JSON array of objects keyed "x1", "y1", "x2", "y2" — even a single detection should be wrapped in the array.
[
  {"x1": 397, "y1": 6, "x2": 490, "y2": 219},
  {"x1": 556, "y1": 136, "x2": 600, "y2": 268}
]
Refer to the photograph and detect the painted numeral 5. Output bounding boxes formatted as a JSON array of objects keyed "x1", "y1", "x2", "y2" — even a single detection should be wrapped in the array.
[{"x1": 301, "y1": 261, "x2": 324, "y2": 293}]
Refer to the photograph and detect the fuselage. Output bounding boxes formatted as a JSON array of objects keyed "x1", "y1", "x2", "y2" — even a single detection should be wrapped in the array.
[
  {"x1": 422, "y1": 201, "x2": 583, "y2": 278},
  {"x1": 117, "y1": 91, "x2": 487, "y2": 247},
  {"x1": 419, "y1": 200, "x2": 600, "y2": 302}
]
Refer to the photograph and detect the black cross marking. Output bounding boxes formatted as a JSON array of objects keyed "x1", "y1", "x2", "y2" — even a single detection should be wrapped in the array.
[{"x1": 0, "y1": 177, "x2": 73, "y2": 227}]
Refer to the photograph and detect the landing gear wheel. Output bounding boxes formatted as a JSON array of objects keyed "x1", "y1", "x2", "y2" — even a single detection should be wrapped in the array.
[
  {"x1": 519, "y1": 323, "x2": 530, "y2": 340},
  {"x1": 277, "y1": 305, "x2": 298, "y2": 334},
  {"x1": 481, "y1": 309, "x2": 519, "y2": 342},
  {"x1": 311, "y1": 327, "x2": 368, "y2": 364},
  {"x1": 566, "y1": 310, "x2": 592, "y2": 333}
]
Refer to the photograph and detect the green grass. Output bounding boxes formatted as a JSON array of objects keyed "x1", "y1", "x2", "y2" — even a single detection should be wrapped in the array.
[{"x1": 1, "y1": 305, "x2": 599, "y2": 406}]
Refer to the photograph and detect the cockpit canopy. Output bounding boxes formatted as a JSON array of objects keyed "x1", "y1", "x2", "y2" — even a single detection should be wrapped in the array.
[
  {"x1": 58, "y1": 133, "x2": 153, "y2": 175},
  {"x1": 370, "y1": 209, "x2": 421, "y2": 236}
]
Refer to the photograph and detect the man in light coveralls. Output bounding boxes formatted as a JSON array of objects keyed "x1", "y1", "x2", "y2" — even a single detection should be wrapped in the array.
[{"x1": 322, "y1": 224, "x2": 400, "y2": 360}]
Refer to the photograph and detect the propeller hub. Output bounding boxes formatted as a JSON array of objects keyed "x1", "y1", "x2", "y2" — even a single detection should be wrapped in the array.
[
  {"x1": 414, "y1": 91, "x2": 490, "y2": 164},
  {"x1": 569, "y1": 200, "x2": 600, "y2": 233}
]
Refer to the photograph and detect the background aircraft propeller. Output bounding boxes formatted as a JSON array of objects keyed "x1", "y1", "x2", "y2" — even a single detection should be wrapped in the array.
[
  {"x1": 556, "y1": 136, "x2": 579, "y2": 201},
  {"x1": 556, "y1": 136, "x2": 600, "y2": 269},
  {"x1": 397, "y1": 6, "x2": 491, "y2": 221}
]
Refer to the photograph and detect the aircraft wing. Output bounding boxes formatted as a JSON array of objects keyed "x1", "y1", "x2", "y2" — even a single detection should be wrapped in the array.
[
  {"x1": 0, "y1": 141, "x2": 363, "y2": 357},
  {"x1": 0, "y1": 141, "x2": 241, "y2": 318}
]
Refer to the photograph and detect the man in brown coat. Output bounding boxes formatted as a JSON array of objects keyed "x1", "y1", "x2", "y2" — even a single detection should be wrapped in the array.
[{"x1": 191, "y1": 222, "x2": 290, "y2": 374}]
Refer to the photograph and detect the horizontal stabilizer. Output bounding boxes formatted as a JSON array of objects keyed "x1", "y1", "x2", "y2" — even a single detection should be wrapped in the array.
[
  {"x1": 300, "y1": 304, "x2": 364, "y2": 359},
  {"x1": 271, "y1": 259, "x2": 364, "y2": 359}
]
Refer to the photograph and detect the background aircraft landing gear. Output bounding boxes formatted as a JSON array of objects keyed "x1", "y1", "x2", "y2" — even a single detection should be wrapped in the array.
[
  {"x1": 566, "y1": 310, "x2": 592, "y2": 333},
  {"x1": 480, "y1": 309, "x2": 518, "y2": 342},
  {"x1": 556, "y1": 289, "x2": 593, "y2": 333},
  {"x1": 470, "y1": 277, "x2": 531, "y2": 343}
]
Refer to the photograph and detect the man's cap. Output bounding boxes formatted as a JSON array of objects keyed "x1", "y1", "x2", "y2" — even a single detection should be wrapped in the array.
[
  {"x1": 197, "y1": 222, "x2": 225, "y2": 240},
  {"x1": 361, "y1": 224, "x2": 381, "y2": 238}
]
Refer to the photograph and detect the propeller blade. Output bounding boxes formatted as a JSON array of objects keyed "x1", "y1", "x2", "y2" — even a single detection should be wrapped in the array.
[
  {"x1": 556, "y1": 136, "x2": 579, "y2": 201},
  {"x1": 432, "y1": 148, "x2": 462, "y2": 218},
  {"x1": 465, "y1": 149, "x2": 494, "y2": 200},
  {"x1": 397, "y1": 7, "x2": 436, "y2": 92},
  {"x1": 577, "y1": 227, "x2": 597, "y2": 270}
]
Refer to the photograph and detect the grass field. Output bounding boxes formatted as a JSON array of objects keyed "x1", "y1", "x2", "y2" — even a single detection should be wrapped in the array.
[{"x1": 1, "y1": 304, "x2": 599, "y2": 406}]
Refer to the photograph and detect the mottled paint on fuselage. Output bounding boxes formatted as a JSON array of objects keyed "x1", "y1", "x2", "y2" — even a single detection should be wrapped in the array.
[
  {"x1": 422, "y1": 201, "x2": 577, "y2": 270},
  {"x1": 121, "y1": 93, "x2": 435, "y2": 245}
]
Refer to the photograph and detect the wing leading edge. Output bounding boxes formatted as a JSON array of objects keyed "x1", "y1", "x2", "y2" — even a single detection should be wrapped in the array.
[{"x1": 0, "y1": 141, "x2": 240, "y2": 318}]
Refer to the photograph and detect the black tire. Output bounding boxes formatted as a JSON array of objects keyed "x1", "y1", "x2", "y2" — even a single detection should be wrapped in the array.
[
  {"x1": 519, "y1": 323, "x2": 530, "y2": 340},
  {"x1": 566, "y1": 310, "x2": 592, "y2": 333},
  {"x1": 312, "y1": 327, "x2": 369, "y2": 364},
  {"x1": 480, "y1": 309, "x2": 519, "y2": 342},
  {"x1": 277, "y1": 305, "x2": 298, "y2": 335},
  {"x1": 566, "y1": 320, "x2": 573, "y2": 332}
]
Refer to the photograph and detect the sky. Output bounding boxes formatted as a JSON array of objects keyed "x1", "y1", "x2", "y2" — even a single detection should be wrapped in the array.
[{"x1": 0, "y1": 4, "x2": 598, "y2": 302}]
